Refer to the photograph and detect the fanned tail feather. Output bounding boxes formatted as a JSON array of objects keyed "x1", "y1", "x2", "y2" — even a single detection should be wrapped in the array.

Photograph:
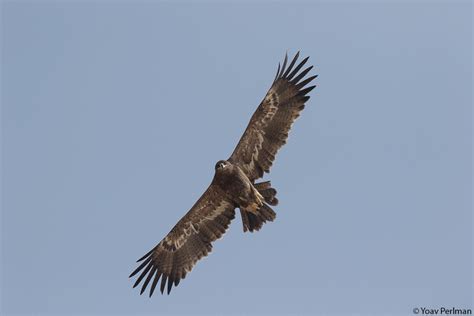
[{"x1": 241, "y1": 181, "x2": 278, "y2": 232}]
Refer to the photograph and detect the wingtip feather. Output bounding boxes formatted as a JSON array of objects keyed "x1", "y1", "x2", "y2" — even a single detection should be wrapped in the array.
[
  {"x1": 292, "y1": 65, "x2": 314, "y2": 84},
  {"x1": 129, "y1": 256, "x2": 152, "y2": 278},
  {"x1": 149, "y1": 271, "x2": 162, "y2": 297},
  {"x1": 278, "y1": 53, "x2": 289, "y2": 78},
  {"x1": 296, "y1": 74, "x2": 318, "y2": 89},
  {"x1": 167, "y1": 278, "x2": 174, "y2": 294},
  {"x1": 287, "y1": 56, "x2": 310, "y2": 81},
  {"x1": 273, "y1": 62, "x2": 281, "y2": 82},
  {"x1": 300, "y1": 85, "x2": 316, "y2": 96},
  {"x1": 282, "y1": 51, "x2": 300, "y2": 78},
  {"x1": 136, "y1": 247, "x2": 155, "y2": 263},
  {"x1": 160, "y1": 275, "x2": 168, "y2": 294}
]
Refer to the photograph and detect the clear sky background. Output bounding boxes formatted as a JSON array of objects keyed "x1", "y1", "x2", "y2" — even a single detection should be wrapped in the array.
[{"x1": 1, "y1": 1, "x2": 472, "y2": 315}]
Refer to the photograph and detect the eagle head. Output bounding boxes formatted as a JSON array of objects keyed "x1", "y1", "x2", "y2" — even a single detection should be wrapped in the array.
[{"x1": 215, "y1": 160, "x2": 231, "y2": 171}]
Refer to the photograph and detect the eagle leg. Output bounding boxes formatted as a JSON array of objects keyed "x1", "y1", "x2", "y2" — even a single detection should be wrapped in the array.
[{"x1": 239, "y1": 181, "x2": 278, "y2": 232}]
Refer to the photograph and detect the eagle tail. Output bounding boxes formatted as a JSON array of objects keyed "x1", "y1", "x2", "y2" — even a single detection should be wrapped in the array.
[
  {"x1": 254, "y1": 181, "x2": 279, "y2": 206},
  {"x1": 240, "y1": 181, "x2": 278, "y2": 232}
]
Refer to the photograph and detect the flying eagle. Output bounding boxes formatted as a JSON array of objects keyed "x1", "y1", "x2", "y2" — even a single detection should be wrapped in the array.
[{"x1": 130, "y1": 52, "x2": 317, "y2": 296}]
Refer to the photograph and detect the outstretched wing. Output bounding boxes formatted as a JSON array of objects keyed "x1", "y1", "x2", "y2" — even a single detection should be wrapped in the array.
[
  {"x1": 129, "y1": 185, "x2": 236, "y2": 296},
  {"x1": 229, "y1": 52, "x2": 317, "y2": 181}
]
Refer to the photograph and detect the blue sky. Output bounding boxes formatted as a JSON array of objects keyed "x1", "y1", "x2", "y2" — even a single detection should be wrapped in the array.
[{"x1": 1, "y1": 1, "x2": 472, "y2": 315}]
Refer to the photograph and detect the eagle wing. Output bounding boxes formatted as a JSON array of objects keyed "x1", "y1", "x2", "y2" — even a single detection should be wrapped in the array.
[
  {"x1": 229, "y1": 52, "x2": 317, "y2": 181},
  {"x1": 129, "y1": 185, "x2": 236, "y2": 296}
]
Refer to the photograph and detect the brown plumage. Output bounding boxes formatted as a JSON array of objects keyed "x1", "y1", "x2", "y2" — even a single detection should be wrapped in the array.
[
  {"x1": 229, "y1": 52, "x2": 317, "y2": 180},
  {"x1": 130, "y1": 52, "x2": 317, "y2": 296}
]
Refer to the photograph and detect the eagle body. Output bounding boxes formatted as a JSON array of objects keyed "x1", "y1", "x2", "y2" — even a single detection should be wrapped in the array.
[
  {"x1": 213, "y1": 160, "x2": 264, "y2": 215},
  {"x1": 130, "y1": 52, "x2": 317, "y2": 296}
]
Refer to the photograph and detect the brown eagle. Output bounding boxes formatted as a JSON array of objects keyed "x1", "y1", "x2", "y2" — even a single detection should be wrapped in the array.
[{"x1": 130, "y1": 52, "x2": 317, "y2": 296}]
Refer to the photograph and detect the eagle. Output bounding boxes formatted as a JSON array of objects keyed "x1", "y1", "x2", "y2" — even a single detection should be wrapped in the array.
[{"x1": 130, "y1": 52, "x2": 317, "y2": 296}]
